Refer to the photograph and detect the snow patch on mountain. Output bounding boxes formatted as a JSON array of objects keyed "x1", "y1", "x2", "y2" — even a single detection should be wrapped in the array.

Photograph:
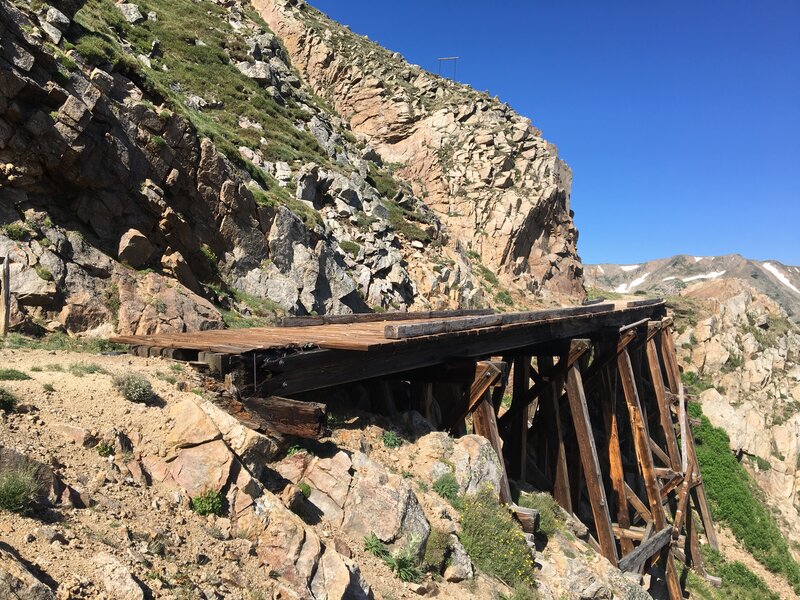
[{"x1": 763, "y1": 263, "x2": 800, "y2": 295}]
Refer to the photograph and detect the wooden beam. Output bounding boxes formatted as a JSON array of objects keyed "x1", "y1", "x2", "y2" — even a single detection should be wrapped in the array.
[
  {"x1": 625, "y1": 482, "x2": 653, "y2": 525},
  {"x1": 448, "y1": 361, "x2": 504, "y2": 431},
  {"x1": 472, "y1": 393, "x2": 512, "y2": 504},
  {"x1": 0, "y1": 256, "x2": 9, "y2": 337},
  {"x1": 538, "y1": 355, "x2": 572, "y2": 513},
  {"x1": 383, "y1": 304, "x2": 616, "y2": 339},
  {"x1": 241, "y1": 396, "x2": 327, "y2": 438},
  {"x1": 646, "y1": 337, "x2": 682, "y2": 470},
  {"x1": 618, "y1": 526, "x2": 673, "y2": 572},
  {"x1": 659, "y1": 323, "x2": 681, "y2": 395},
  {"x1": 510, "y1": 504, "x2": 540, "y2": 533},
  {"x1": 278, "y1": 308, "x2": 495, "y2": 327},
  {"x1": 565, "y1": 357, "x2": 618, "y2": 564}
]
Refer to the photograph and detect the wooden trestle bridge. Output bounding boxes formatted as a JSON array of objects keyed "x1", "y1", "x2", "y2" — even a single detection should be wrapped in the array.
[{"x1": 112, "y1": 299, "x2": 720, "y2": 597}]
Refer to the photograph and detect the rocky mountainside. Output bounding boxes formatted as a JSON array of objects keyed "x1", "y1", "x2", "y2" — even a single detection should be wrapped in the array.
[
  {"x1": 0, "y1": 0, "x2": 583, "y2": 339},
  {"x1": 587, "y1": 254, "x2": 800, "y2": 322}
]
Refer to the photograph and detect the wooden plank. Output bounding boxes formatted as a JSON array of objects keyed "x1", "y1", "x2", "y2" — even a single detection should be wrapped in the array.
[
  {"x1": 243, "y1": 396, "x2": 327, "y2": 438},
  {"x1": 659, "y1": 324, "x2": 681, "y2": 394},
  {"x1": 383, "y1": 303, "x2": 616, "y2": 339},
  {"x1": 0, "y1": 256, "x2": 9, "y2": 337},
  {"x1": 618, "y1": 526, "x2": 672, "y2": 572},
  {"x1": 278, "y1": 308, "x2": 494, "y2": 327},
  {"x1": 671, "y1": 469, "x2": 692, "y2": 539},
  {"x1": 646, "y1": 337, "x2": 682, "y2": 470},
  {"x1": 600, "y1": 361, "x2": 634, "y2": 554},
  {"x1": 565, "y1": 359, "x2": 618, "y2": 564},
  {"x1": 472, "y1": 393, "x2": 512, "y2": 504}
]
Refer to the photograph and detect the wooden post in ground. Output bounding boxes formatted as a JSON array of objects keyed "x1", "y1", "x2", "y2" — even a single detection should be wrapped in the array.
[
  {"x1": 505, "y1": 356, "x2": 531, "y2": 480},
  {"x1": 0, "y1": 256, "x2": 9, "y2": 337},
  {"x1": 565, "y1": 345, "x2": 618, "y2": 565},
  {"x1": 472, "y1": 392, "x2": 513, "y2": 504}
]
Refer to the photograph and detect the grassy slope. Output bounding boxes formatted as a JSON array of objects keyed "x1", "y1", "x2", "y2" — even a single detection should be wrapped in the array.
[{"x1": 688, "y1": 401, "x2": 800, "y2": 595}]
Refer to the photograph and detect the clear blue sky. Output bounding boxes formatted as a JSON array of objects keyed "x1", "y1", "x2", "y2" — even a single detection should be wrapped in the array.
[{"x1": 309, "y1": 1, "x2": 800, "y2": 265}]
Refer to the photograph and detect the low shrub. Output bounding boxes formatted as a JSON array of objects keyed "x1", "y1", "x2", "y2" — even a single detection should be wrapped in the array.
[
  {"x1": 460, "y1": 487, "x2": 536, "y2": 588},
  {"x1": 432, "y1": 472, "x2": 460, "y2": 505},
  {"x1": 0, "y1": 369, "x2": 30, "y2": 380},
  {"x1": 0, "y1": 465, "x2": 41, "y2": 514},
  {"x1": 113, "y1": 373, "x2": 154, "y2": 404},
  {"x1": 0, "y1": 387, "x2": 18, "y2": 412},
  {"x1": 191, "y1": 490, "x2": 224, "y2": 516},
  {"x1": 69, "y1": 362, "x2": 108, "y2": 377},
  {"x1": 96, "y1": 442, "x2": 114, "y2": 457},
  {"x1": 298, "y1": 481, "x2": 311, "y2": 498}
]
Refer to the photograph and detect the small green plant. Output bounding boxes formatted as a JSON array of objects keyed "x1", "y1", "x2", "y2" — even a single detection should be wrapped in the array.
[
  {"x1": 364, "y1": 533, "x2": 390, "y2": 560},
  {"x1": 68, "y1": 362, "x2": 108, "y2": 377},
  {"x1": 298, "y1": 481, "x2": 311, "y2": 498},
  {"x1": 0, "y1": 387, "x2": 17, "y2": 412},
  {"x1": 1, "y1": 223, "x2": 28, "y2": 241},
  {"x1": 0, "y1": 369, "x2": 31, "y2": 380},
  {"x1": 96, "y1": 442, "x2": 113, "y2": 457},
  {"x1": 191, "y1": 490, "x2": 224, "y2": 516},
  {"x1": 460, "y1": 487, "x2": 536, "y2": 587},
  {"x1": 113, "y1": 373, "x2": 154, "y2": 404},
  {"x1": 432, "y1": 472, "x2": 460, "y2": 505},
  {"x1": 34, "y1": 266, "x2": 53, "y2": 281},
  {"x1": 286, "y1": 445, "x2": 307, "y2": 457},
  {"x1": 364, "y1": 533, "x2": 421, "y2": 582},
  {"x1": 0, "y1": 465, "x2": 41, "y2": 514},
  {"x1": 753, "y1": 456, "x2": 771, "y2": 471},
  {"x1": 42, "y1": 383, "x2": 55, "y2": 393},
  {"x1": 382, "y1": 430, "x2": 402, "y2": 448}
]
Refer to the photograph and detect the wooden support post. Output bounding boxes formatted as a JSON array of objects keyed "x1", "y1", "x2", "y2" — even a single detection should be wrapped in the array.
[
  {"x1": 565, "y1": 353, "x2": 618, "y2": 564},
  {"x1": 645, "y1": 337, "x2": 682, "y2": 471},
  {"x1": 659, "y1": 324, "x2": 681, "y2": 395},
  {"x1": 618, "y1": 346, "x2": 681, "y2": 600},
  {"x1": 472, "y1": 392, "x2": 513, "y2": 504},
  {"x1": 683, "y1": 402, "x2": 720, "y2": 550},
  {"x1": 0, "y1": 256, "x2": 9, "y2": 337},
  {"x1": 600, "y1": 363, "x2": 634, "y2": 555},
  {"x1": 506, "y1": 356, "x2": 531, "y2": 480},
  {"x1": 538, "y1": 355, "x2": 572, "y2": 513}
]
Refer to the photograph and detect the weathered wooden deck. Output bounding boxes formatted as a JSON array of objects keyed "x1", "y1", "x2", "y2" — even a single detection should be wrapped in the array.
[{"x1": 111, "y1": 299, "x2": 719, "y2": 598}]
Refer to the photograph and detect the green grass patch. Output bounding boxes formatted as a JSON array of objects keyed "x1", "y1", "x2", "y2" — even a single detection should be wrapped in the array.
[
  {"x1": 689, "y1": 402, "x2": 800, "y2": 593},
  {"x1": 0, "y1": 369, "x2": 31, "y2": 381},
  {"x1": 339, "y1": 240, "x2": 361, "y2": 258},
  {"x1": 0, "y1": 465, "x2": 41, "y2": 514},
  {"x1": 422, "y1": 528, "x2": 450, "y2": 573},
  {"x1": 460, "y1": 487, "x2": 536, "y2": 588},
  {"x1": 0, "y1": 387, "x2": 18, "y2": 412},
  {"x1": 685, "y1": 546, "x2": 780, "y2": 600},
  {"x1": 363, "y1": 533, "x2": 422, "y2": 583},
  {"x1": 0, "y1": 333, "x2": 123, "y2": 353},
  {"x1": 1, "y1": 223, "x2": 28, "y2": 241},
  {"x1": 68, "y1": 362, "x2": 108, "y2": 377}
]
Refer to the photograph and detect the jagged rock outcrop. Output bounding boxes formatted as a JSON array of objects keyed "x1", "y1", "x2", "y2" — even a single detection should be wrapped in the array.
[{"x1": 254, "y1": 0, "x2": 584, "y2": 299}]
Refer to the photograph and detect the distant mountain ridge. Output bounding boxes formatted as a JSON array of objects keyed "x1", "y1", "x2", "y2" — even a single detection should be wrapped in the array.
[{"x1": 587, "y1": 254, "x2": 800, "y2": 322}]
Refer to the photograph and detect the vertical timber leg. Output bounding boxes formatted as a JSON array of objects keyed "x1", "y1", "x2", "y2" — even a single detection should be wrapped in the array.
[
  {"x1": 473, "y1": 392, "x2": 513, "y2": 504},
  {"x1": 618, "y1": 346, "x2": 681, "y2": 600},
  {"x1": 538, "y1": 355, "x2": 572, "y2": 513},
  {"x1": 646, "y1": 336, "x2": 682, "y2": 470},
  {"x1": 600, "y1": 362, "x2": 634, "y2": 555},
  {"x1": 506, "y1": 356, "x2": 531, "y2": 480},
  {"x1": 565, "y1": 354, "x2": 618, "y2": 565}
]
